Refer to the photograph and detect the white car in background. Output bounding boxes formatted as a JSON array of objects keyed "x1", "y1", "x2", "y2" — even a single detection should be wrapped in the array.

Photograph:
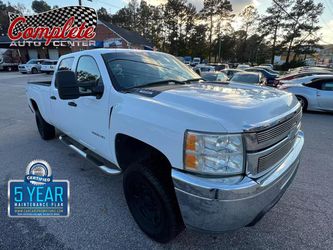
[
  {"x1": 18, "y1": 59, "x2": 46, "y2": 74},
  {"x1": 40, "y1": 60, "x2": 58, "y2": 74},
  {"x1": 237, "y1": 64, "x2": 250, "y2": 70},
  {"x1": 193, "y1": 64, "x2": 215, "y2": 75},
  {"x1": 192, "y1": 57, "x2": 201, "y2": 66},
  {"x1": 278, "y1": 76, "x2": 333, "y2": 111},
  {"x1": 279, "y1": 74, "x2": 333, "y2": 86}
]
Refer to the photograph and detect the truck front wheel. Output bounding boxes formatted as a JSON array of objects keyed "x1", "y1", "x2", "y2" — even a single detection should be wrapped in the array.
[
  {"x1": 123, "y1": 161, "x2": 184, "y2": 243},
  {"x1": 35, "y1": 111, "x2": 55, "y2": 140}
]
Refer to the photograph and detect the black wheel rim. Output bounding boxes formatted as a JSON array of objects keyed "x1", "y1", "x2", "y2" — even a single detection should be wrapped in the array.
[{"x1": 125, "y1": 174, "x2": 165, "y2": 235}]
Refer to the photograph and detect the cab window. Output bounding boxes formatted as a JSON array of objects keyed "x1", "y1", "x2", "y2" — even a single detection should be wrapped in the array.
[
  {"x1": 76, "y1": 56, "x2": 103, "y2": 95},
  {"x1": 58, "y1": 57, "x2": 74, "y2": 71}
]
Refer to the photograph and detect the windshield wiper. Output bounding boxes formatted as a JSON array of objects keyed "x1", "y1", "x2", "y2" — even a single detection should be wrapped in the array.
[{"x1": 124, "y1": 79, "x2": 186, "y2": 90}]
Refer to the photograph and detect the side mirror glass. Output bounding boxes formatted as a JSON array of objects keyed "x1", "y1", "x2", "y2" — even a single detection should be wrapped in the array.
[{"x1": 55, "y1": 71, "x2": 80, "y2": 100}]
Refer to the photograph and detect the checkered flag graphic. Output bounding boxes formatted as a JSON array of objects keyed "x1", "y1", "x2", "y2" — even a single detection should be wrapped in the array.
[{"x1": 8, "y1": 6, "x2": 97, "y2": 36}]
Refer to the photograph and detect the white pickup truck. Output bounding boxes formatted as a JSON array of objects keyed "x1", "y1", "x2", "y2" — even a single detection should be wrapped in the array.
[{"x1": 26, "y1": 49, "x2": 304, "y2": 243}]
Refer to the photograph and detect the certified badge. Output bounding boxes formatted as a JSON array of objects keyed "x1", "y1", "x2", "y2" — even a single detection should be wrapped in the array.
[{"x1": 8, "y1": 160, "x2": 70, "y2": 217}]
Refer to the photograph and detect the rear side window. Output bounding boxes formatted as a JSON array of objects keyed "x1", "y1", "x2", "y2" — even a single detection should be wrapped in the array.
[
  {"x1": 322, "y1": 82, "x2": 333, "y2": 91},
  {"x1": 58, "y1": 57, "x2": 74, "y2": 71},
  {"x1": 306, "y1": 81, "x2": 322, "y2": 89},
  {"x1": 55, "y1": 57, "x2": 74, "y2": 88}
]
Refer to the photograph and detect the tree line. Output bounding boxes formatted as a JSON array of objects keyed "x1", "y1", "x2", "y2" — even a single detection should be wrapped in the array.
[
  {"x1": 98, "y1": 0, "x2": 324, "y2": 66},
  {"x1": 0, "y1": 0, "x2": 325, "y2": 67}
]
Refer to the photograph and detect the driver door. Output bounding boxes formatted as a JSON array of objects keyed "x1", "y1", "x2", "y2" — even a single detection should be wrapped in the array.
[
  {"x1": 317, "y1": 81, "x2": 333, "y2": 111},
  {"x1": 71, "y1": 55, "x2": 111, "y2": 158}
]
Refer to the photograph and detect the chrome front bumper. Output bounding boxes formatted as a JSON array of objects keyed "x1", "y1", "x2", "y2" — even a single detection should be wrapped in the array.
[{"x1": 172, "y1": 131, "x2": 304, "y2": 232}]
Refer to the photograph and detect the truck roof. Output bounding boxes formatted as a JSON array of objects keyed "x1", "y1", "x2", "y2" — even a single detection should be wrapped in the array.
[{"x1": 60, "y1": 48, "x2": 166, "y2": 59}]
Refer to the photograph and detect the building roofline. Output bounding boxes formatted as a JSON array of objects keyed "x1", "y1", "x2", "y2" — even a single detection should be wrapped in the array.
[{"x1": 97, "y1": 20, "x2": 130, "y2": 45}]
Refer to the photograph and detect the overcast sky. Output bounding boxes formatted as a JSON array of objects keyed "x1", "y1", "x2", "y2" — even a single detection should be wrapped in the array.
[{"x1": 9, "y1": 0, "x2": 333, "y2": 44}]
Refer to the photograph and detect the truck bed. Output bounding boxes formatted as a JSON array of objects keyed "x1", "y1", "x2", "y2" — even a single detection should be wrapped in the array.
[{"x1": 27, "y1": 81, "x2": 52, "y2": 86}]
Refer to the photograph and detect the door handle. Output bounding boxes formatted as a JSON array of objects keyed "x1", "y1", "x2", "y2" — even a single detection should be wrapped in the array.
[
  {"x1": 50, "y1": 96, "x2": 56, "y2": 100},
  {"x1": 68, "y1": 102, "x2": 77, "y2": 107}
]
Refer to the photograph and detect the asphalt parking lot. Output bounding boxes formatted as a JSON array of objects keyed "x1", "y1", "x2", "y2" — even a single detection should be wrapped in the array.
[{"x1": 0, "y1": 71, "x2": 332, "y2": 249}]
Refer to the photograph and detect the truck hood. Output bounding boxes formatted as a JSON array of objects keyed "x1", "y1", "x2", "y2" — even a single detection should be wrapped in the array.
[{"x1": 153, "y1": 83, "x2": 299, "y2": 132}]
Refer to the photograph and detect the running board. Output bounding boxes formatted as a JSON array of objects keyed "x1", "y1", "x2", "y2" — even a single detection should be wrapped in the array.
[{"x1": 59, "y1": 135, "x2": 122, "y2": 175}]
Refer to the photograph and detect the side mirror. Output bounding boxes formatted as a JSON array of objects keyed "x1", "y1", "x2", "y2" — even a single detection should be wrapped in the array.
[{"x1": 55, "y1": 71, "x2": 80, "y2": 100}]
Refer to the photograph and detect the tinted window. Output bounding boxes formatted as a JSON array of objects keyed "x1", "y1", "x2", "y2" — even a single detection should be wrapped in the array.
[
  {"x1": 76, "y1": 56, "x2": 102, "y2": 83},
  {"x1": 322, "y1": 82, "x2": 333, "y2": 91},
  {"x1": 58, "y1": 57, "x2": 74, "y2": 71},
  {"x1": 201, "y1": 67, "x2": 211, "y2": 72},
  {"x1": 202, "y1": 73, "x2": 217, "y2": 81},
  {"x1": 43, "y1": 61, "x2": 56, "y2": 65},
  {"x1": 232, "y1": 74, "x2": 259, "y2": 84},
  {"x1": 306, "y1": 81, "x2": 322, "y2": 89},
  {"x1": 76, "y1": 56, "x2": 103, "y2": 95}
]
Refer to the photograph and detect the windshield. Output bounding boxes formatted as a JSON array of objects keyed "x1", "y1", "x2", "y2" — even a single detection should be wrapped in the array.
[
  {"x1": 103, "y1": 51, "x2": 199, "y2": 90},
  {"x1": 27, "y1": 60, "x2": 36, "y2": 64},
  {"x1": 232, "y1": 73, "x2": 259, "y2": 84}
]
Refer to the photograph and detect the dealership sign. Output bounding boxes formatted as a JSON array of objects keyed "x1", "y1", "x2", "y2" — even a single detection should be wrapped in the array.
[{"x1": 8, "y1": 6, "x2": 97, "y2": 47}]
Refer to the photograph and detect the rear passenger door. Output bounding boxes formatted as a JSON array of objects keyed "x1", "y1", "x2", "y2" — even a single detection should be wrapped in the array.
[{"x1": 317, "y1": 81, "x2": 333, "y2": 110}]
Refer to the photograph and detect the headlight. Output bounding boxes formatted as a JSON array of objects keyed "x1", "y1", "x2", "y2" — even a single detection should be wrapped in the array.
[{"x1": 184, "y1": 131, "x2": 244, "y2": 175}]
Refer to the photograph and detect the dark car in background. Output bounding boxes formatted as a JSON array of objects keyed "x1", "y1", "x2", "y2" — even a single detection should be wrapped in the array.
[{"x1": 245, "y1": 67, "x2": 279, "y2": 86}]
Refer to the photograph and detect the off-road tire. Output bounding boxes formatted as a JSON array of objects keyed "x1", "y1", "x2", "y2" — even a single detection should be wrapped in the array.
[
  {"x1": 35, "y1": 111, "x2": 55, "y2": 140},
  {"x1": 123, "y1": 160, "x2": 184, "y2": 243}
]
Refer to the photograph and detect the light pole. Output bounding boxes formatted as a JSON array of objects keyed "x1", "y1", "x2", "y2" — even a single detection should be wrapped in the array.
[{"x1": 79, "y1": 0, "x2": 92, "y2": 6}]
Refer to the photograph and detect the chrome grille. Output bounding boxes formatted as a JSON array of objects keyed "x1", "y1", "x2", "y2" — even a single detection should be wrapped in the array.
[
  {"x1": 245, "y1": 107, "x2": 302, "y2": 177},
  {"x1": 257, "y1": 111, "x2": 302, "y2": 144},
  {"x1": 244, "y1": 108, "x2": 302, "y2": 152},
  {"x1": 258, "y1": 137, "x2": 296, "y2": 173}
]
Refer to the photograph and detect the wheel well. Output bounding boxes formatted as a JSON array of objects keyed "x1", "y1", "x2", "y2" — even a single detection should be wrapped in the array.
[
  {"x1": 295, "y1": 95, "x2": 308, "y2": 108},
  {"x1": 115, "y1": 134, "x2": 171, "y2": 172},
  {"x1": 30, "y1": 99, "x2": 39, "y2": 112}
]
